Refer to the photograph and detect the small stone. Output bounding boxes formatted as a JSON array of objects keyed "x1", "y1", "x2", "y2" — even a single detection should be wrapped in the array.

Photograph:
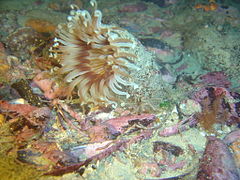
[{"x1": 216, "y1": 25, "x2": 223, "y2": 31}]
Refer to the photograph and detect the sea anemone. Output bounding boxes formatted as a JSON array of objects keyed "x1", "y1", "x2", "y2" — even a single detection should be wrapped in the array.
[{"x1": 51, "y1": 0, "x2": 139, "y2": 105}]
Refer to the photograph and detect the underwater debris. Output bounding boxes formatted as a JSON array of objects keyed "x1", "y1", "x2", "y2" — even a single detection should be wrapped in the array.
[
  {"x1": 86, "y1": 113, "x2": 156, "y2": 142},
  {"x1": 159, "y1": 115, "x2": 197, "y2": 137},
  {"x1": 45, "y1": 139, "x2": 128, "y2": 176},
  {"x1": 0, "y1": 103, "x2": 53, "y2": 178},
  {"x1": 0, "y1": 100, "x2": 51, "y2": 132},
  {"x1": 15, "y1": 126, "x2": 39, "y2": 144},
  {"x1": 45, "y1": 128, "x2": 153, "y2": 176},
  {"x1": 38, "y1": 112, "x2": 156, "y2": 176},
  {"x1": 0, "y1": 100, "x2": 38, "y2": 117},
  {"x1": 53, "y1": 99, "x2": 83, "y2": 122},
  {"x1": 33, "y1": 71, "x2": 69, "y2": 100},
  {"x1": 18, "y1": 140, "x2": 78, "y2": 168},
  {"x1": 51, "y1": 0, "x2": 139, "y2": 106},
  {"x1": 105, "y1": 113, "x2": 156, "y2": 133},
  {"x1": 53, "y1": 99, "x2": 88, "y2": 137}
]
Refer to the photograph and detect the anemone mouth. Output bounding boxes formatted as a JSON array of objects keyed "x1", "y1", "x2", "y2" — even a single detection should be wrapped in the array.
[{"x1": 51, "y1": 0, "x2": 138, "y2": 105}]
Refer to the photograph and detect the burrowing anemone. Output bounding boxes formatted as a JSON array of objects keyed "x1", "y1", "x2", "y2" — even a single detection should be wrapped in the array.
[{"x1": 51, "y1": 0, "x2": 139, "y2": 105}]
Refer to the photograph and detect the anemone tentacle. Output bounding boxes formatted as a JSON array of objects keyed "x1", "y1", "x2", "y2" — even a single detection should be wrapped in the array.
[{"x1": 51, "y1": 0, "x2": 138, "y2": 105}]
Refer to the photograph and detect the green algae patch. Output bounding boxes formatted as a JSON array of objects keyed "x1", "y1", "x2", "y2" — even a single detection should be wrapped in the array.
[
  {"x1": 0, "y1": 122, "x2": 44, "y2": 180},
  {"x1": 0, "y1": 154, "x2": 44, "y2": 180}
]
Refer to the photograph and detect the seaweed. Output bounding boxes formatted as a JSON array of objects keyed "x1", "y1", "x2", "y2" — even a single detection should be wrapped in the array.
[{"x1": 196, "y1": 88, "x2": 229, "y2": 132}]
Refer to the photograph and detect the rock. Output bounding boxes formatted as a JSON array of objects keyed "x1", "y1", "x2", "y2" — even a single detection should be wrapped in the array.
[{"x1": 197, "y1": 136, "x2": 240, "y2": 180}]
